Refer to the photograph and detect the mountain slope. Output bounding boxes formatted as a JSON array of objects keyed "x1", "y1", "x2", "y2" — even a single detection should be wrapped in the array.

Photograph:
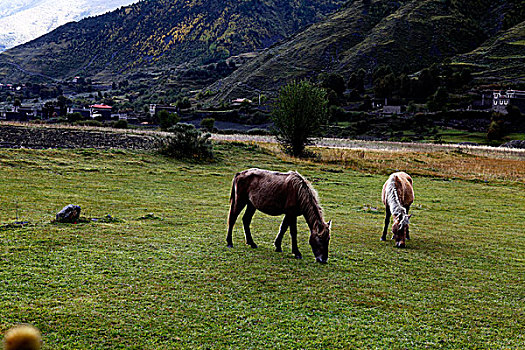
[
  {"x1": 454, "y1": 20, "x2": 525, "y2": 84},
  {"x1": 0, "y1": 0, "x2": 139, "y2": 52},
  {"x1": 0, "y1": 0, "x2": 345, "y2": 82},
  {"x1": 207, "y1": 0, "x2": 525, "y2": 102}
]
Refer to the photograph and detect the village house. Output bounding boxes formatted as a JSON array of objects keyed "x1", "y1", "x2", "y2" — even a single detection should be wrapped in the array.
[
  {"x1": 149, "y1": 104, "x2": 179, "y2": 116},
  {"x1": 492, "y1": 90, "x2": 525, "y2": 114},
  {"x1": 231, "y1": 98, "x2": 252, "y2": 107},
  {"x1": 1, "y1": 104, "x2": 41, "y2": 121},
  {"x1": 382, "y1": 105, "x2": 402, "y2": 116},
  {"x1": 66, "y1": 107, "x2": 91, "y2": 119},
  {"x1": 89, "y1": 104, "x2": 113, "y2": 119},
  {"x1": 378, "y1": 98, "x2": 403, "y2": 116}
]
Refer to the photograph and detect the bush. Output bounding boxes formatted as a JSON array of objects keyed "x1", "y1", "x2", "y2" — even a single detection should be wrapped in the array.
[
  {"x1": 67, "y1": 112, "x2": 83, "y2": 123},
  {"x1": 319, "y1": 72, "x2": 346, "y2": 96},
  {"x1": 271, "y1": 80, "x2": 329, "y2": 156},
  {"x1": 176, "y1": 98, "x2": 192, "y2": 109},
  {"x1": 487, "y1": 119, "x2": 504, "y2": 140},
  {"x1": 158, "y1": 109, "x2": 180, "y2": 131},
  {"x1": 157, "y1": 123, "x2": 213, "y2": 160},
  {"x1": 200, "y1": 118, "x2": 215, "y2": 131},
  {"x1": 113, "y1": 120, "x2": 128, "y2": 129},
  {"x1": 73, "y1": 120, "x2": 103, "y2": 127},
  {"x1": 329, "y1": 105, "x2": 348, "y2": 122}
]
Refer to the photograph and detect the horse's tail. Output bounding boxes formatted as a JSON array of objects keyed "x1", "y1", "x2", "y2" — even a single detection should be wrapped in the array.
[{"x1": 230, "y1": 172, "x2": 240, "y2": 208}]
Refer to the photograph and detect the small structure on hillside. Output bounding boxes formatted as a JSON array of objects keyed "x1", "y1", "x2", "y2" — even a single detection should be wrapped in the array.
[
  {"x1": 231, "y1": 98, "x2": 252, "y2": 106},
  {"x1": 492, "y1": 90, "x2": 525, "y2": 114},
  {"x1": 149, "y1": 104, "x2": 178, "y2": 116},
  {"x1": 90, "y1": 104, "x2": 113, "y2": 119},
  {"x1": 382, "y1": 105, "x2": 402, "y2": 116},
  {"x1": 380, "y1": 98, "x2": 403, "y2": 116}
]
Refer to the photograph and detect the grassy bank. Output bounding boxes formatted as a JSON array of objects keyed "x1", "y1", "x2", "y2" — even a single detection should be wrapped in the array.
[{"x1": 0, "y1": 143, "x2": 523, "y2": 349}]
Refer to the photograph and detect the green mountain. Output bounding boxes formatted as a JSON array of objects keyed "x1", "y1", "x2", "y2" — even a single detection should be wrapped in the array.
[
  {"x1": 454, "y1": 20, "x2": 525, "y2": 84},
  {"x1": 208, "y1": 0, "x2": 525, "y2": 102},
  {"x1": 0, "y1": 0, "x2": 345, "y2": 82}
]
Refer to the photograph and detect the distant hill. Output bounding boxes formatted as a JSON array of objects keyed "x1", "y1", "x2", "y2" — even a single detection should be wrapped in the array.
[
  {"x1": 0, "y1": 0, "x2": 139, "y2": 52},
  {"x1": 454, "y1": 20, "x2": 525, "y2": 85},
  {"x1": 0, "y1": 0, "x2": 345, "y2": 83},
  {"x1": 207, "y1": 0, "x2": 525, "y2": 103}
]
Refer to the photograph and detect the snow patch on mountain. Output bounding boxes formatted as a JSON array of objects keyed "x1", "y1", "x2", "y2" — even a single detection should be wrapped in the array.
[{"x1": 0, "y1": 0, "x2": 138, "y2": 51}]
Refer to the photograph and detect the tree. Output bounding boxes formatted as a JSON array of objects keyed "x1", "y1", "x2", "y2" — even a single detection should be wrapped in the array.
[
  {"x1": 428, "y1": 86, "x2": 449, "y2": 112},
  {"x1": 158, "y1": 109, "x2": 180, "y2": 131},
  {"x1": 417, "y1": 68, "x2": 440, "y2": 98},
  {"x1": 487, "y1": 118, "x2": 504, "y2": 141},
  {"x1": 319, "y1": 73, "x2": 346, "y2": 96},
  {"x1": 200, "y1": 118, "x2": 215, "y2": 131},
  {"x1": 374, "y1": 73, "x2": 397, "y2": 99},
  {"x1": 271, "y1": 80, "x2": 328, "y2": 156}
]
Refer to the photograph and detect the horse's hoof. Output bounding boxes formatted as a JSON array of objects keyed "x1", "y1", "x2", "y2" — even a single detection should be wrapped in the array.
[
  {"x1": 396, "y1": 243, "x2": 406, "y2": 248},
  {"x1": 380, "y1": 237, "x2": 386, "y2": 241},
  {"x1": 227, "y1": 244, "x2": 233, "y2": 248},
  {"x1": 248, "y1": 243, "x2": 258, "y2": 249},
  {"x1": 275, "y1": 247, "x2": 282, "y2": 252},
  {"x1": 294, "y1": 254, "x2": 303, "y2": 259}
]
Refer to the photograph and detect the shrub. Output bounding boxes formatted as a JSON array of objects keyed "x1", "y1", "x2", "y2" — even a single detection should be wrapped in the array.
[
  {"x1": 271, "y1": 80, "x2": 329, "y2": 156},
  {"x1": 176, "y1": 98, "x2": 192, "y2": 109},
  {"x1": 157, "y1": 123, "x2": 213, "y2": 160},
  {"x1": 113, "y1": 120, "x2": 128, "y2": 129},
  {"x1": 67, "y1": 112, "x2": 83, "y2": 123},
  {"x1": 73, "y1": 120, "x2": 103, "y2": 127},
  {"x1": 329, "y1": 105, "x2": 348, "y2": 122},
  {"x1": 158, "y1": 109, "x2": 180, "y2": 131},
  {"x1": 200, "y1": 117, "x2": 215, "y2": 131},
  {"x1": 487, "y1": 119, "x2": 504, "y2": 140},
  {"x1": 319, "y1": 72, "x2": 346, "y2": 96}
]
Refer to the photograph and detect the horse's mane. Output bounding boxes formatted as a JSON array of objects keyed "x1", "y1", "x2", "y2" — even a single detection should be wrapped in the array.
[
  {"x1": 385, "y1": 176, "x2": 409, "y2": 227},
  {"x1": 289, "y1": 171, "x2": 324, "y2": 222}
]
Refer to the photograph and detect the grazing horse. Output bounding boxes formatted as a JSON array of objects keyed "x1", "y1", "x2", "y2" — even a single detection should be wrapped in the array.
[
  {"x1": 227, "y1": 168, "x2": 331, "y2": 263},
  {"x1": 382, "y1": 172, "x2": 414, "y2": 248}
]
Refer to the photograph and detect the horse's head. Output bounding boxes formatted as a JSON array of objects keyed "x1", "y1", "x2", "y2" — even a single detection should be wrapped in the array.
[
  {"x1": 309, "y1": 220, "x2": 331, "y2": 263},
  {"x1": 392, "y1": 214, "x2": 411, "y2": 248}
]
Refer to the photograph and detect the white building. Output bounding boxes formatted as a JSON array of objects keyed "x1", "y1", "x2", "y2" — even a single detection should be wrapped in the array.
[{"x1": 492, "y1": 90, "x2": 525, "y2": 114}]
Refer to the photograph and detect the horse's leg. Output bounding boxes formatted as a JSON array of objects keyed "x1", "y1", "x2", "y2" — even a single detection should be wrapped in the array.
[
  {"x1": 289, "y1": 216, "x2": 302, "y2": 259},
  {"x1": 242, "y1": 202, "x2": 258, "y2": 248},
  {"x1": 381, "y1": 206, "x2": 391, "y2": 241},
  {"x1": 274, "y1": 215, "x2": 289, "y2": 252},
  {"x1": 227, "y1": 199, "x2": 246, "y2": 248}
]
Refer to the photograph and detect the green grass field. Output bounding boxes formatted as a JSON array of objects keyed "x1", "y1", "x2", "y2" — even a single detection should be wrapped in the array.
[{"x1": 0, "y1": 143, "x2": 523, "y2": 349}]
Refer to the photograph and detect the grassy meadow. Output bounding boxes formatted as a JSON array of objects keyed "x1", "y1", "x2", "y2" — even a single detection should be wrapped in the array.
[{"x1": 0, "y1": 142, "x2": 524, "y2": 349}]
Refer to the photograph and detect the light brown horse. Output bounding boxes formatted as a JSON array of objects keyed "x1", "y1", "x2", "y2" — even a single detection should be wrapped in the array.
[
  {"x1": 382, "y1": 172, "x2": 414, "y2": 248},
  {"x1": 227, "y1": 168, "x2": 331, "y2": 263}
]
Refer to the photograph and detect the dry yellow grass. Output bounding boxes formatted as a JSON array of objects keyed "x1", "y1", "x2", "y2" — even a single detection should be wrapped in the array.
[
  {"x1": 3, "y1": 123, "x2": 522, "y2": 182},
  {"x1": 257, "y1": 143, "x2": 525, "y2": 183}
]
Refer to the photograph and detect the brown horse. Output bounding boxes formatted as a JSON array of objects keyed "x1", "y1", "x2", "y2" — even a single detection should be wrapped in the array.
[
  {"x1": 227, "y1": 168, "x2": 331, "y2": 263},
  {"x1": 382, "y1": 172, "x2": 414, "y2": 248}
]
